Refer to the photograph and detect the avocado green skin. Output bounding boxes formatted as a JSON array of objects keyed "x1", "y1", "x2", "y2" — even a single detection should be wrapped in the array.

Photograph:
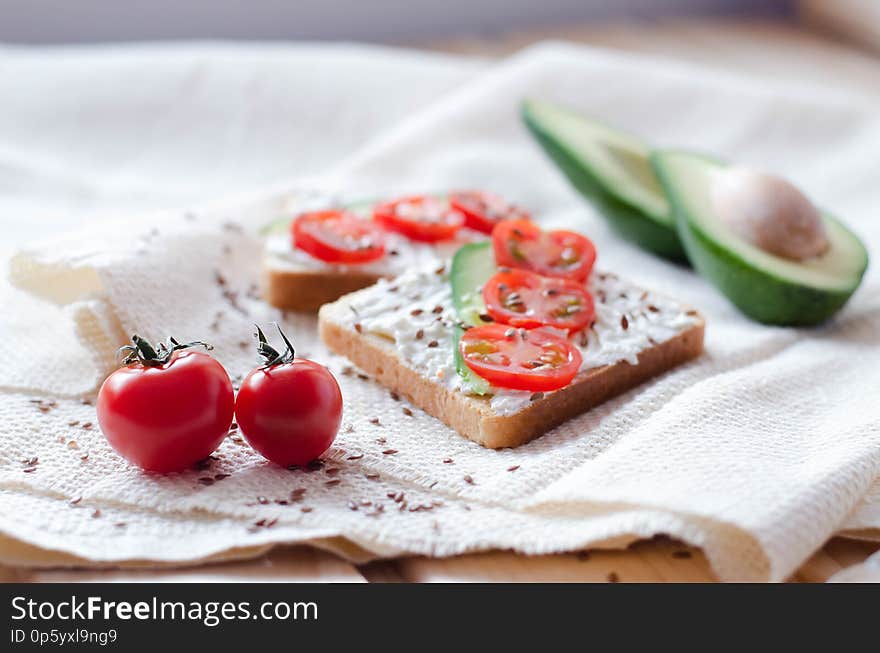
[
  {"x1": 652, "y1": 151, "x2": 869, "y2": 326},
  {"x1": 521, "y1": 104, "x2": 688, "y2": 264}
]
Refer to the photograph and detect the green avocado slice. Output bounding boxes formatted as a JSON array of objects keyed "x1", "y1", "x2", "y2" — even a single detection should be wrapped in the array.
[
  {"x1": 651, "y1": 150, "x2": 869, "y2": 325},
  {"x1": 450, "y1": 241, "x2": 497, "y2": 395},
  {"x1": 521, "y1": 98, "x2": 687, "y2": 262}
]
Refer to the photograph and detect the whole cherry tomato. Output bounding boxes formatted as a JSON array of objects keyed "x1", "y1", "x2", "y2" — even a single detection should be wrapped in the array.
[
  {"x1": 235, "y1": 324, "x2": 342, "y2": 467},
  {"x1": 97, "y1": 336, "x2": 234, "y2": 472}
]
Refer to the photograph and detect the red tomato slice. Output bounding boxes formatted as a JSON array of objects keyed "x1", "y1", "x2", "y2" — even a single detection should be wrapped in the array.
[
  {"x1": 459, "y1": 324, "x2": 582, "y2": 392},
  {"x1": 492, "y1": 219, "x2": 596, "y2": 282},
  {"x1": 373, "y1": 195, "x2": 464, "y2": 242},
  {"x1": 449, "y1": 190, "x2": 531, "y2": 235},
  {"x1": 482, "y1": 269, "x2": 595, "y2": 333},
  {"x1": 292, "y1": 210, "x2": 385, "y2": 264}
]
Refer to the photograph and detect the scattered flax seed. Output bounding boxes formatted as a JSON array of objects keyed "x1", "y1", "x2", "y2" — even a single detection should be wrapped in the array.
[
  {"x1": 348, "y1": 501, "x2": 359, "y2": 511},
  {"x1": 266, "y1": 518, "x2": 278, "y2": 528},
  {"x1": 80, "y1": 453, "x2": 89, "y2": 461},
  {"x1": 276, "y1": 500, "x2": 288, "y2": 506},
  {"x1": 68, "y1": 420, "x2": 80, "y2": 427},
  {"x1": 672, "y1": 550, "x2": 693, "y2": 559},
  {"x1": 393, "y1": 492, "x2": 405, "y2": 503},
  {"x1": 463, "y1": 475, "x2": 475, "y2": 485},
  {"x1": 432, "y1": 305, "x2": 443, "y2": 314},
  {"x1": 529, "y1": 392, "x2": 544, "y2": 402},
  {"x1": 300, "y1": 506, "x2": 313, "y2": 513},
  {"x1": 214, "y1": 473, "x2": 230, "y2": 481},
  {"x1": 70, "y1": 496, "x2": 82, "y2": 506},
  {"x1": 22, "y1": 456, "x2": 38, "y2": 466},
  {"x1": 427, "y1": 340, "x2": 439, "y2": 348},
  {"x1": 325, "y1": 479, "x2": 342, "y2": 487},
  {"x1": 360, "y1": 499, "x2": 372, "y2": 507},
  {"x1": 686, "y1": 309, "x2": 699, "y2": 316},
  {"x1": 81, "y1": 422, "x2": 93, "y2": 430},
  {"x1": 357, "y1": 373, "x2": 369, "y2": 381},
  {"x1": 386, "y1": 491, "x2": 396, "y2": 499},
  {"x1": 197, "y1": 477, "x2": 214, "y2": 486},
  {"x1": 376, "y1": 437, "x2": 387, "y2": 444},
  {"x1": 307, "y1": 460, "x2": 324, "y2": 471},
  {"x1": 365, "y1": 472, "x2": 380, "y2": 481},
  {"x1": 114, "y1": 522, "x2": 127, "y2": 529},
  {"x1": 382, "y1": 449, "x2": 398, "y2": 455},
  {"x1": 23, "y1": 467, "x2": 37, "y2": 474},
  {"x1": 442, "y1": 458, "x2": 454, "y2": 464},
  {"x1": 507, "y1": 465, "x2": 520, "y2": 472},
  {"x1": 647, "y1": 305, "x2": 660, "y2": 313},
  {"x1": 58, "y1": 436, "x2": 66, "y2": 444},
  {"x1": 257, "y1": 496, "x2": 269, "y2": 505},
  {"x1": 354, "y1": 323, "x2": 363, "y2": 333},
  {"x1": 325, "y1": 467, "x2": 340, "y2": 476},
  {"x1": 410, "y1": 309, "x2": 423, "y2": 317},
  {"x1": 290, "y1": 488, "x2": 307, "y2": 501},
  {"x1": 389, "y1": 391, "x2": 400, "y2": 401},
  {"x1": 341, "y1": 366, "x2": 354, "y2": 377},
  {"x1": 434, "y1": 264, "x2": 446, "y2": 275},
  {"x1": 479, "y1": 313, "x2": 494, "y2": 322},
  {"x1": 365, "y1": 504, "x2": 385, "y2": 517},
  {"x1": 620, "y1": 315, "x2": 629, "y2": 331},
  {"x1": 402, "y1": 407, "x2": 413, "y2": 417},
  {"x1": 347, "y1": 453, "x2": 364, "y2": 461},
  {"x1": 92, "y1": 509, "x2": 101, "y2": 518},
  {"x1": 67, "y1": 440, "x2": 79, "y2": 450},
  {"x1": 607, "y1": 572, "x2": 620, "y2": 583},
  {"x1": 415, "y1": 329, "x2": 424, "y2": 340},
  {"x1": 369, "y1": 418, "x2": 381, "y2": 426},
  {"x1": 345, "y1": 425, "x2": 355, "y2": 434}
]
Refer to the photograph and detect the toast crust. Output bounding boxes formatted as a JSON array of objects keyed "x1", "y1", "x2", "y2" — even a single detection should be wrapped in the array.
[
  {"x1": 319, "y1": 295, "x2": 705, "y2": 448},
  {"x1": 262, "y1": 262, "x2": 383, "y2": 312}
]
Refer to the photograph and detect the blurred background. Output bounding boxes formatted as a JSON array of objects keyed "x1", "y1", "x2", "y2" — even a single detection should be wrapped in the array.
[
  {"x1": 0, "y1": 1, "x2": 875, "y2": 51},
  {"x1": 1, "y1": 0, "x2": 878, "y2": 243}
]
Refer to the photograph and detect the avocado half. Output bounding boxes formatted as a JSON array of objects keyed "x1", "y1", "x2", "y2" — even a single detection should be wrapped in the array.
[
  {"x1": 521, "y1": 98, "x2": 687, "y2": 263},
  {"x1": 651, "y1": 150, "x2": 868, "y2": 326}
]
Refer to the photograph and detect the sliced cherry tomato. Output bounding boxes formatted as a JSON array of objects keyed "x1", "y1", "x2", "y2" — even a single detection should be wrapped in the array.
[
  {"x1": 459, "y1": 324, "x2": 582, "y2": 392},
  {"x1": 235, "y1": 325, "x2": 342, "y2": 467},
  {"x1": 292, "y1": 209, "x2": 385, "y2": 264},
  {"x1": 373, "y1": 195, "x2": 464, "y2": 242},
  {"x1": 97, "y1": 336, "x2": 234, "y2": 473},
  {"x1": 449, "y1": 190, "x2": 531, "y2": 235},
  {"x1": 482, "y1": 269, "x2": 594, "y2": 333},
  {"x1": 492, "y1": 219, "x2": 596, "y2": 282}
]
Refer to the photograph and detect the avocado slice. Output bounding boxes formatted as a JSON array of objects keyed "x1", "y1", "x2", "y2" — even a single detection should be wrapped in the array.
[
  {"x1": 450, "y1": 241, "x2": 497, "y2": 395},
  {"x1": 521, "y1": 98, "x2": 687, "y2": 262},
  {"x1": 652, "y1": 150, "x2": 868, "y2": 325}
]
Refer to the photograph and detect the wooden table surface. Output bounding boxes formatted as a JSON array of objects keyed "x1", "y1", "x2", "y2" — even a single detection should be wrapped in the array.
[{"x1": 4, "y1": 17, "x2": 879, "y2": 584}]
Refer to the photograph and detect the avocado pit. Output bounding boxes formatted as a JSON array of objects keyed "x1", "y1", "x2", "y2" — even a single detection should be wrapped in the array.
[{"x1": 711, "y1": 167, "x2": 829, "y2": 261}]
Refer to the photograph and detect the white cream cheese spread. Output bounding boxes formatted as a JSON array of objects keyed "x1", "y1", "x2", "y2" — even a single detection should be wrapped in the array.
[{"x1": 338, "y1": 264, "x2": 701, "y2": 416}]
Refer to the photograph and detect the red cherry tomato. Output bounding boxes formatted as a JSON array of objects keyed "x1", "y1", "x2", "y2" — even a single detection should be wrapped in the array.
[
  {"x1": 97, "y1": 339, "x2": 233, "y2": 473},
  {"x1": 235, "y1": 326, "x2": 342, "y2": 467},
  {"x1": 482, "y1": 269, "x2": 595, "y2": 333},
  {"x1": 459, "y1": 324, "x2": 582, "y2": 392},
  {"x1": 373, "y1": 195, "x2": 464, "y2": 242},
  {"x1": 492, "y1": 219, "x2": 596, "y2": 282},
  {"x1": 293, "y1": 209, "x2": 385, "y2": 264},
  {"x1": 449, "y1": 190, "x2": 531, "y2": 234}
]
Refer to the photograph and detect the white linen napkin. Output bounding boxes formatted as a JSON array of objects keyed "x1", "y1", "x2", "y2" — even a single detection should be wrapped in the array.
[{"x1": 2, "y1": 42, "x2": 879, "y2": 581}]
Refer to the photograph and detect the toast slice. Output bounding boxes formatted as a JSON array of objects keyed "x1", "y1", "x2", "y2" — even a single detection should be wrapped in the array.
[
  {"x1": 262, "y1": 233, "x2": 481, "y2": 312},
  {"x1": 319, "y1": 268, "x2": 705, "y2": 448}
]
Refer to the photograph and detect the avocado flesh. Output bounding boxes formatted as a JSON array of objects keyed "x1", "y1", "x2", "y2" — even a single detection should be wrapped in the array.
[
  {"x1": 450, "y1": 241, "x2": 497, "y2": 395},
  {"x1": 521, "y1": 98, "x2": 687, "y2": 262},
  {"x1": 651, "y1": 150, "x2": 868, "y2": 325}
]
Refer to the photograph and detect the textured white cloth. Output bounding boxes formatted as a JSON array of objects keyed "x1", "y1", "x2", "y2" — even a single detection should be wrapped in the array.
[{"x1": 2, "y1": 42, "x2": 880, "y2": 581}]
